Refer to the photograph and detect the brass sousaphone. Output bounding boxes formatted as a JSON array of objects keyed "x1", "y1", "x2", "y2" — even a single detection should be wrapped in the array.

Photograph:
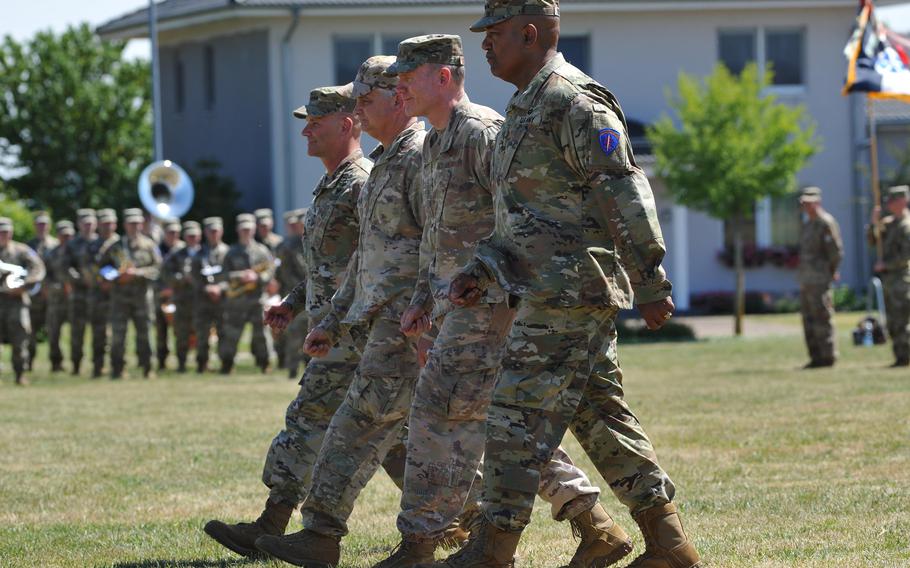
[{"x1": 138, "y1": 160, "x2": 195, "y2": 221}]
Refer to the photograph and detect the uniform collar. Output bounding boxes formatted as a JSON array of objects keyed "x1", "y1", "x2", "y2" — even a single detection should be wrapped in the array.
[
  {"x1": 507, "y1": 52, "x2": 566, "y2": 113},
  {"x1": 438, "y1": 96, "x2": 473, "y2": 154},
  {"x1": 372, "y1": 121, "x2": 426, "y2": 168},
  {"x1": 319, "y1": 148, "x2": 365, "y2": 193}
]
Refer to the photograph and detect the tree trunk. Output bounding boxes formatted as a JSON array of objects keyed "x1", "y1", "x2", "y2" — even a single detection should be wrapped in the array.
[{"x1": 733, "y1": 221, "x2": 745, "y2": 336}]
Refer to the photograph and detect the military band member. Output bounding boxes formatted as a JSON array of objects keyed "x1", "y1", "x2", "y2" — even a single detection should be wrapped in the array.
[
  {"x1": 871, "y1": 185, "x2": 910, "y2": 367},
  {"x1": 45, "y1": 221, "x2": 75, "y2": 373},
  {"x1": 156, "y1": 220, "x2": 185, "y2": 370},
  {"x1": 256, "y1": 208, "x2": 286, "y2": 367},
  {"x1": 63, "y1": 209, "x2": 98, "y2": 376},
  {"x1": 192, "y1": 217, "x2": 230, "y2": 374},
  {"x1": 162, "y1": 221, "x2": 202, "y2": 373},
  {"x1": 275, "y1": 208, "x2": 310, "y2": 378},
  {"x1": 26, "y1": 211, "x2": 57, "y2": 371},
  {"x1": 88, "y1": 208, "x2": 119, "y2": 378}
]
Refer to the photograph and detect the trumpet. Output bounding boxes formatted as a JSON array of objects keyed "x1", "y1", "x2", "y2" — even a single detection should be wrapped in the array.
[
  {"x1": 226, "y1": 260, "x2": 273, "y2": 299},
  {"x1": 0, "y1": 260, "x2": 35, "y2": 294}
]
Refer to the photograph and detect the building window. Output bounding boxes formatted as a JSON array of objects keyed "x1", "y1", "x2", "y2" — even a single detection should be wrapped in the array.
[
  {"x1": 175, "y1": 56, "x2": 185, "y2": 113},
  {"x1": 204, "y1": 45, "x2": 215, "y2": 110},
  {"x1": 382, "y1": 35, "x2": 412, "y2": 57},
  {"x1": 334, "y1": 36, "x2": 373, "y2": 85},
  {"x1": 770, "y1": 193, "x2": 801, "y2": 247},
  {"x1": 718, "y1": 27, "x2": 805, "y2": 87},
  {"x1": 723, "y1": 214, "x2": 757, "y2": 250},
  {"x1": 561, "y1": 36, "x2": 590, "y2": 74},
  {"x1": 718, "y1": 29, "x2": 756, "y2": 76}
]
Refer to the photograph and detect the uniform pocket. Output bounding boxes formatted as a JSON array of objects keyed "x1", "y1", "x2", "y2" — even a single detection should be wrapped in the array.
[{"x1": 440, "y1": 340, "x2": 503, "y2": 421}]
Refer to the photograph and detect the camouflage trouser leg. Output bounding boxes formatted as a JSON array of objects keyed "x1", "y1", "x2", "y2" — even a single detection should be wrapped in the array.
[
  {"x1": 884, "y1": 275, "x2": 910, "y2": 362},
  {"x1": 301, "y1": 318, "x2": 418, "y2": 537},
  {"x1": 482, "y1": 302, "x2": 674, "y2": 532},
  {"x1": 261, "y1": 335, "x2": 361, "y2": 506},
  {"x1": 275, "y1": 330, "x2": 288, "y2": 368},
  {"x1": 69, "y1": 289, "x2": 90, "y2": 366},
  {"x1": 28, "y1": 298, "x2": 47, "y2": 366},
  {"x1": 0, "y1": 304, "x2": 31, "y2": 375},
  {"x1": 155, "y1": 303, "x2": 169, "y2": 365},
  {"x1": 46, "y1": 292, "x2": 66, "y2": 366},
  {"x1": 173, "y1": 301, "x2": 194, "y2": 365},
  {"x1": 110, "y1": 292, "x2": 153, "y2": 372},
  {"x1": 91, "y1": 295, "x2": 110, "y2": 371},
  {"x1": 219, "y1": 300, "x2": 270, "y2": 366},
  {"x1": 285, "y1": 314, "x2": 311, "y2": 373},
  {"x1": 800, "y1": 284, "x2": 836, "y2": 364},
  {"x1": 194, "y1": 302, "x2": 223, "y2": 367},
  {"x1": 398, "y1": 304, "x2": 601, "y2": 542}
]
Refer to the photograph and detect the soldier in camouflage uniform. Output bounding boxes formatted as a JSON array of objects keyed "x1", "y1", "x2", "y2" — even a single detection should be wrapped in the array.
[
  {"x1": 206, "y1": 84, "x2": 399, "y2": 559},
  {"x1": 256, "y1": 208, "x2": 287, "y2": 367},
  {"x1": 871, "y1": 185, "x2": 910, "y2": 366},
  {"x1": 436, "y1": 4, "x2": 702, "y2": 567},
  {"x1": 192, "y1": 217, "x2": 230, "y2": 373},
  {"x1": 44, "y1": 221, "x2": 75, "y2": 373},
  {"x1": 797, "y1": 187, "x2": 843, "y2": 369},
  {"x1": 99, "y1": 209, "x2": 162, "y2": 379},
  {"x1": 64, "y1": 209, "x2": 98, "y2": 376},
  {"x1": 26, "y1": 211, "x2": 57, "y2": 371},
  {"x1": 161, "y1": 221, "x2": 202, "y2": 373},
  {"x1": 255, "y1": 55, "x2": 428, "y2": 566},
  {"x1": 0, "y1": 217, "x2": 46, "y2": 385},
  {"x1": 88, "y1": 209, "x2": 120, "y2": 378},
  {"x1": 275, "y1": 209, "x2": 311, "y2": 378},
  {"x1": 156, "y1": 221, "x2": 185, "y2": 370},
  {"x1": 217, "y1": 213, "x2": 275, "y2": 374}
]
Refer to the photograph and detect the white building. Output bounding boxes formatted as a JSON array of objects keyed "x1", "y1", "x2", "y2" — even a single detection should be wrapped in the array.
[{"x1": 98, "y1": 0, "x2": 905, "y2": 309}]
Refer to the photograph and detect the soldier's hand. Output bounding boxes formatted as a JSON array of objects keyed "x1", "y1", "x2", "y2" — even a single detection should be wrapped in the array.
[
  {"x1": 304, "y1": 329, "x2": 332, "y2": 358},
  {"x1": 639, "y1": 297, "x2": 675, "y2": 331},
  {"x1": 100, "y1": 281, "x2": 112, "y2": 293},
  {"x1": 266, "y1": 279, "x2": 280, "y2": 295},
  {"x1": 160, "y1": 288, "x2": 174, "y2": 300},
  {"x1": 118, "y1": 270, "x2": 136, "y2": 284},
  {"x1": 205, "y1": 284, "x2": 222, "y2": 302},
  {"x1": 417, "y1": 336, "x2": 433, "y2": 368},
  {"x1": 242, "y1": 269, "x2": 258, "y2": 284},
  {"x1": 874, "y1": 261, "x2": 886, "y2": 274},
  {"x1": 264, "y1": 302, "x2": 294, "y2": 331},
  {"x1": 400, "y1": 306, "x2": 431, "y2": 337},
  {"x1": 449, "y1": 273, "x2": 482, "y2": 307},
  {"x1": 63, "y1": 282, "x2": 72, "y2": 297}
]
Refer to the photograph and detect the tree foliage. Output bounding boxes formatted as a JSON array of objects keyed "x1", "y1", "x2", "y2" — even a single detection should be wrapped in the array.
[
  {"x1": 0, "y1": 194, "x2": 39, "y2": 243},
  {"x1": 0, "y1": 24, "x2": 151, "y2": 220},
  {"x1": 647, "y1": 63, "x2": 820, "y2": 220}
]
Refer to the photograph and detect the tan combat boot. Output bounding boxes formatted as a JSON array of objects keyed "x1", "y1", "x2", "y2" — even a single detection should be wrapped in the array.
[
  {"x1": 568, "y1": 503, "x2": 633, "y2": 568},
  {"x1": 417, "y1": 518, "x2": 520, "y2": 568},
  {"x1": 204, "y1": 499, "x2": 294, "y2": 558},
  {"x1": 255, "y1": 528, "x2": 340, "y2": 567},
  {"x1": 372, "y1": 539, "x2": 436, "y2": 568},
  {"x1": 626, "y1": 503, "x2": 701, "y2": 568}
]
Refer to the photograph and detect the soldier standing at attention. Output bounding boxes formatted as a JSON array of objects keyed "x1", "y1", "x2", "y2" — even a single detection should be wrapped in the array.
[
  {"x1": 217, "y1": 213, "x2": 275, "y2": 375},
  {"x1": 871, "y1": 185, "x2": 910, "y2": 367},
  {"x1": 156, "y1": 221, "x2": 185, "y2": 370},
  {"x1": 439, "y1": 3, "x2": 702, "y2": 567},
  {"x1": 89, "y1": 209, "x2": 120, "y2": 378},
  {"x1": 64, "y1": 209, "x2": 98, "y2": 376},
  {"x1": 205, "y1": 85, "x2": 379, "y2": 559},
  {"x1": 256, "y1": 208, "x2": 286, "y2": 366},
  {"x1": 192, "y1": 217, "x2": 229, "y2": 374},
  {"x1": 26, "y1": 211, "x2": 57, "y2": 371},
  {"x1": 161, "y1": 221, "x2": 202, "y2": 373},
  {"x1": 99, "y1": 209, "x2": 162, "y2": 379},
  {"x1": 797, "y1": 187, "x2": 843, "y2": 369},
  {"x1": 44, "y1": 220, "x2": 75, "y2": 373},
  {"x1": 275, "y1": 209, "x2": 310, "y2": 379},
  {"x1": 0, "y1": 217, "x2": 46, "y2": 385}
]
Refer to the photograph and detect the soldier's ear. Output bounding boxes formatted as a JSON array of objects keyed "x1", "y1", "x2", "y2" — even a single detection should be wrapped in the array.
[{"x1": 522, "y1": 23, "x2": 539, "y2": 47}]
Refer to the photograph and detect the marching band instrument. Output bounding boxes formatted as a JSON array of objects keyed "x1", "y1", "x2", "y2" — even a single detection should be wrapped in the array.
[{"x1": 138, "y1": 160, "x2": 195, "y2": 221}]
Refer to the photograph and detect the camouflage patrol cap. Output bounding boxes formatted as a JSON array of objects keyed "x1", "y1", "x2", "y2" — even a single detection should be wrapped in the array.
[
  {"x1": 254, "y1": 208, "x2": 274, "y2": 222},
  {"x1": 292, "y1": 208, "x2": 308, "y2": 225},
  {"x1": 56, "y1": 220, "x2": 75, "y2": 235},
  {"x1": 34, "y1": 211, "x2": 51, "y2": 224},
  {"x1": 97, "y1": 208, "x2": 118, "y2": 223},
  {"x1": 282, "y1": 209, "x2": 298, "y2": 223},
  {"x1": 76, "y1": 208, "x2": 97, "y2": 221},
  {"x1": 0, "y1": 217, "x2": 12, "y2": 231},
  {"x1": 798, "y1": 186, "x2": 822, "y2": 203},
  {"x1": 203, "y1": 216, "x2": 223, "y2": 230},
  {"x1": 353, "y1": 56, "x2": 399, "y2": 97},
  {"x1": 164, "y1": 221, "x2": 181, "y2": 232},
  {"x1": 182, "y1": 220, "x2": 202, "y2": 236},
  {"x1": 470, "y1": 0, "x2": 560, "y2": 32},
  {"x1": 293, "y1": 84, "x2": 356, "y2": 119},
  {"x1": 123, "y1": 208, "x2": 144, "y2": 224},
  {"x1": 887, "y1": 185, "x2": 910, "y2": 200},
  {"x1": 386, "y1": 35, "x2": 464, "y2": 76},
  {"x1": 236, "y1": 213, "x2": 256, "y2": 229}
]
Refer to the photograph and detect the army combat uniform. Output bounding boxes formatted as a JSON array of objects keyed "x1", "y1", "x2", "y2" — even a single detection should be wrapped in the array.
[
  {"x1": 797, "y1": 188, "x2": 843, "y2": 368},
  {"x1": 192, "y1": 217, "x2": 230, "y2": 373},
  {"x1": 26, "y1": 213, "x2": 58, "y2": 370},
  {"x1": 0, "y1": 217, "x2": 46, "y2": 384},
  {"x1": 275, "y1": 210, "x2": 310, "y2": 378},
  {"x1": 162, "y1": 222, "x2": 202, "y2": 372},
  {"x1": 44, "y1": 221, "x2": 76, "y2": 372},
  {"x1": 156, "y1": 223, "x2": 185, "y2": 369},
  {"x1": 64, "y1": 209, "x2": 98, "y2": 375},
  {"x1": 88, "y1": 209, "x2": 120, "y2": 377},
  {"x1": 873, "y1": 186, "x2": 910, "y2": 365}
]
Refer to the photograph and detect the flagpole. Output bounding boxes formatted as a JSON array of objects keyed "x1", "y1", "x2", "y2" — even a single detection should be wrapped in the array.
[{"x1": 867, "y1": 96, "x2": 884, "y2": 263}]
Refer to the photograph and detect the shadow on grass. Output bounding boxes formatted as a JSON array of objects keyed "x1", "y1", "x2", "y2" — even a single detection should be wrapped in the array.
[{"x1": 110, "y1": 559, "x2": 259, "y2": 568}]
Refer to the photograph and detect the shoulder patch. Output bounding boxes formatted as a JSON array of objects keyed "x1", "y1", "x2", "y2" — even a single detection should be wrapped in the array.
[{"x1": 598, "y1": 128, "x2": 621, "y2": 157}]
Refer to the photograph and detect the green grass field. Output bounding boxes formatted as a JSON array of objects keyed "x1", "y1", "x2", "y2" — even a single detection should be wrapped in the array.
[{"x1": 1, "y1": 312, "x2": 908, "y2": 567}]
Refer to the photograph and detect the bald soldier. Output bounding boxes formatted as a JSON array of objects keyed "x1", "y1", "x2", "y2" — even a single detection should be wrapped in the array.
[
  {"x1": 797, "y1": 187, "x2": 843, "y2": 369},
  {"x1": 44, "y1": 220, "x2": 76, "y2": 373},
  {"x1": 26, "y1": 211, "x2": 57, "y2": 371},
  {"x1": 434, "y1": 3, "x2": 702, "y2": 568},
  {"x1": 0, "y1": 217, "x2": 46, "y2": 385},
  {"x1": 871, "y1": 185, "x2": 910, "y2": 367}
]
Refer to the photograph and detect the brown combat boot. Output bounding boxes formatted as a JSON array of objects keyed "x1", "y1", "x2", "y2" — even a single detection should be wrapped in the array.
[
  {"x1": 418, "y1": 518, "x2": 520, "y2": 568},
  {"x1": 255, "y1": 528, "x2": 340, "y2": 567},
  {"x1": 626, "y1": 503, "x2": 701, "y2": 568},
  {"x1": 568, "y1": 503, "x2": 633, "y2": 568},
  {"x1": 372, "y1": 539, "x2": 436, "y2": 568},
  {"x1": 204, "y1": 499, "x2": 294, "y2": 558}
]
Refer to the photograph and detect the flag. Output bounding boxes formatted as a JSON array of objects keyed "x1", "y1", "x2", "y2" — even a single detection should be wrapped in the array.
[{"x1": 843, "y1": 0, "x2": 910, "y2": 102}]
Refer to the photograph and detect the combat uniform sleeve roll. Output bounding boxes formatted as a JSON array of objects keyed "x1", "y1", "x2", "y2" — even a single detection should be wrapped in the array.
[
  {"x1": 825, "y1": 218, "x2": 844, "y2": 275},
  {"x1": 564, "y1": 94, "x2": 671, "y2": 305},
  {"x1": 22, "y1": 245, "x2": 46, "y2": 286},
  {"x1": 282, "y1": 279, "x2": 308, "y2": 318}
]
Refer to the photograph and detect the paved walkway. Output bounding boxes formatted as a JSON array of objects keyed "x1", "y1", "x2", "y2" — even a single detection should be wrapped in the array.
[{"x1": 675, "y1": 315, "x2": 800, "y2": 339}]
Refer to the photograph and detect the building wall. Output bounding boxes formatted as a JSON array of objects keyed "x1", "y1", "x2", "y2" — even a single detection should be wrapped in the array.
[{"x1": 159, "y1": 29, "x2": 273, "y2": 212}]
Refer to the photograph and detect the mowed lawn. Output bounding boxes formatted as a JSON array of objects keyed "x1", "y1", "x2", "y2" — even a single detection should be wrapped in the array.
[{"x1": 1, "y1": 312, "x2": 908, "y2": 567}]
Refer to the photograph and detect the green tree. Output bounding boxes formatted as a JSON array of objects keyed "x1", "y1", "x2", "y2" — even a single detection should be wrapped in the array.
[
  {"x1": 648, "y1": 63, "x2": 820, "y2": 335},
  {"x1": 0, "y1": 194, "x2": 38, "y2": 243},
  {"x1": 0, "y1": 24, "x2": 151, "y2": 220}
]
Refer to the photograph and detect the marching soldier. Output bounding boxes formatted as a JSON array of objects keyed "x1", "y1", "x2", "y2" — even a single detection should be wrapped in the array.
[
  {"x1": 26, "y1": 211, "x2": 57, "y2": 371},
  {"x1": 99, "y1": 209, "x2": 162, "y2": 379},
  {"x1": 192, "y1": 217, "x2": 230, "y2": 374},
  {"x1": 88, "y1": 209, "x2": 120, "y2": 378},
  {"x1": 275, "y1": 208, "x2": 310, "y2": 378},
  {"x1": 156, "y1": 221, "x2": 185, "y2": 370},
  {"x1": 217, "y1": 213, "x2": 274, "y2": 374},
  {"x1": 64, "y1": 209, "x2": 98, "y2": 376},
  {"x1": 797, "y1": 187, "x2": 843, "y2": 369},
  {"x1": 44, "y1": 221, "x2": 75, "y2": 373},
  {"x1": 871, "y1": 185, "x2": 910, "y2": 366},
  {"x1": 161, "y1": 221, "x2": 202, "y2": 373},
  {"x1": 0, "y1": 217, "x2": 46, "y2": 385}
]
